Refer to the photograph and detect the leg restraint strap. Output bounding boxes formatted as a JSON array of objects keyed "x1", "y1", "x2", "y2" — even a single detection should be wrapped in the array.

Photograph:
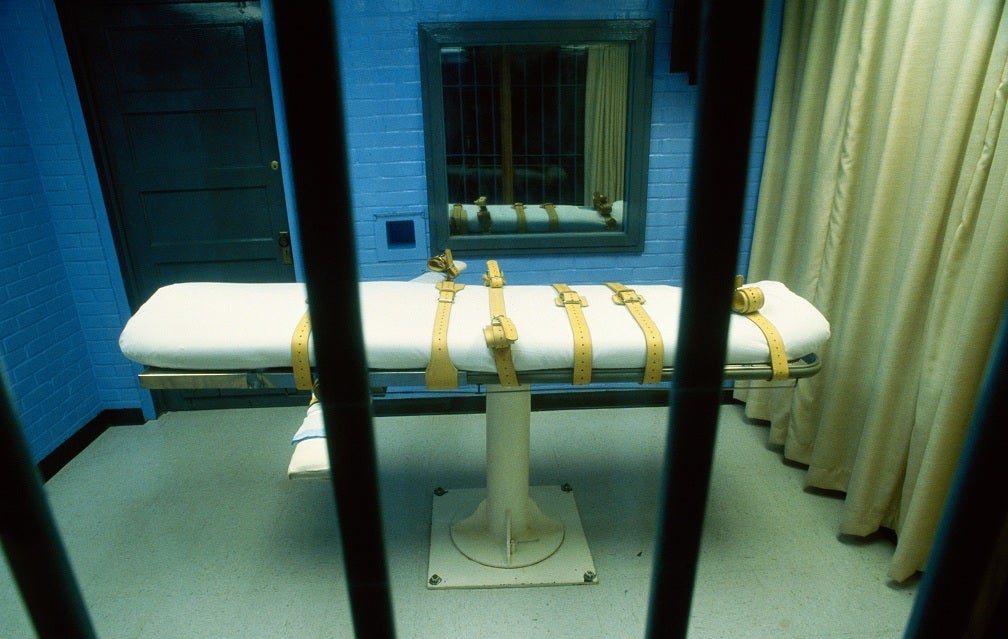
[
  {"x1": 552, "y1": 283, "x2": 593, "y2": 385},
  {"x1": 483, "y1": 260, "x2": 520, "y2": 386},
  {"x1": 606, "y1": 282, "x2": 664, "y2": 384},
  {"x1": 733, "y1": 276, "x2": 789, "y2": 381}
]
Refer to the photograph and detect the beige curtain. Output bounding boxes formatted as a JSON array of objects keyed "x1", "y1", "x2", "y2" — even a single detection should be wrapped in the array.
[
  {"x1": 737, "y1": 0, "x2": 1008, "y2": 582},
  {"x1": 583, "y1": 44, "x2": 628, "y2": 205}
]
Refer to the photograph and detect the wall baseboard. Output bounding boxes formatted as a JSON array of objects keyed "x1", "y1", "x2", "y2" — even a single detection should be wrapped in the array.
[{"x1": 39, "y1": 408, "x2": 144, "y2": 482}]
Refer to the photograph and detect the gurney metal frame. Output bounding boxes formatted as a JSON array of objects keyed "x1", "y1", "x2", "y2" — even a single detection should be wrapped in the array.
[{"x1": 135, "y1": 353, "x2": 821, "y2": 392}]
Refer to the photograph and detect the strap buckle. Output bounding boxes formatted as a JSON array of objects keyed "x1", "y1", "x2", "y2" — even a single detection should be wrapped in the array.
[
  {"x1": 495, "y1": 315, "x2": 518, "y2": 341},
  {"x1": 427, "y1": 249, "x2": 460, "y2": 280},
  {"x1": 483, "y1": 274, "x2": 506, "y2": 288},
  {"x1": 555, "y1": 290, "x2": 588, "y2": 307},
  {"x1": 611, "y1": 288, "x2": 645, "y2": 305},
  {"x1": 484, "y1": 315, "x2": 518, "y2": 346},
  {"x1": 436, "y1": 280, "x2": 464, "y2": 303},
  {"x1": 482, "y1": 260, "x2": 506, "y2": 288}
]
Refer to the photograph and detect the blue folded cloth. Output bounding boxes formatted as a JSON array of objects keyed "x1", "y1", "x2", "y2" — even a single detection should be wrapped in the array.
[{"x1": 291, "y1": 402, "x2": 325, "y2": 444}]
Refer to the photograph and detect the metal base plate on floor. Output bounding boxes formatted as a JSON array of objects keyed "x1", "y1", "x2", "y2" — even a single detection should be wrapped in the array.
[{"x1": 427, "y1": 484, "x2": 598, "y2": 589}]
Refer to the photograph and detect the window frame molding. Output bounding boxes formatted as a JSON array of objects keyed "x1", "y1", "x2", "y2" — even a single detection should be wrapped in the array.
[{"x1": 419, "y1": 19, "x2": 655, "y2": 256}]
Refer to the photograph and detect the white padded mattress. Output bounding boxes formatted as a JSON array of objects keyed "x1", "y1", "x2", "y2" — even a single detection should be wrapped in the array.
[{"x1": 119, "y1": 280, "x2": 829, "y2": 374}]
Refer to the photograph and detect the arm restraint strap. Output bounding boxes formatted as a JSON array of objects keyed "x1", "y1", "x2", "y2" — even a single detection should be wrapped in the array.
[
  {"x1": 541, "y1": 203, "x2": 560, "y2": 232},
  {"x1": 475, "y1": 196, "x2": 492, "y2": 234},
  {"x1": 733, "y1": 276, "x2": 789, "y2": 381},
  {"x1": 291, "y1": 309, "x2": 314, "y2": 391},
  {"x1": 606, "y1": 282, "x2": 664, "y2": 384},
  {"x1": 483, "y1": 261, "x2": 520, "y2": 386},
  {"x1": 513, "y1": 202, "x2": 527, "y2": 233},
  {"x1": 592, "y1": 191, "x2": 618, "y2": 230},
  {"x1": 552, "y1": 284, "x2": 592, "y2": 385},
  {"x1": 427, "y1": 248, "x2": 460, "y2": 280},
  {"x1": 426, "y1": 281, "x2": 466, "y2": 389}
]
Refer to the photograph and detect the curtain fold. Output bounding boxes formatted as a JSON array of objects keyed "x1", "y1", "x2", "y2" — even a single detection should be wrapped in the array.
[
  {"x1": 738, "y1": 0, "x2": 1008, "y2": 582},
  {"x1": 583, "y1": 44, "x2": 628, "y2": 206}
]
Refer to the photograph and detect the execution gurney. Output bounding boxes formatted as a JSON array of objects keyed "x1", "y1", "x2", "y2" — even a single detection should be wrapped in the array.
[{"x1": 118, "y1": 256, "x2": 829, "y2": 587}]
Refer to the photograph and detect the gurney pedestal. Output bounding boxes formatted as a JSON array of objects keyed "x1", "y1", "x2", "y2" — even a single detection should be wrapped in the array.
[{"x1": 427, "y1": 385, "x2": 598, "y2": 588}]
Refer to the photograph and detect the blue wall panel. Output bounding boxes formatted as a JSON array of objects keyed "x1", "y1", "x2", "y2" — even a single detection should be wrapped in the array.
[
  {"x1": 0, "y1": 40, "x2": 100, "y2": 460},
  {"x1": 0, "y1": 0, "x2": 147, "y2": 461}
]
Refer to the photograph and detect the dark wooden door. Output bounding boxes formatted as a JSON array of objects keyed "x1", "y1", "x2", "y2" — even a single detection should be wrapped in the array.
[{"x1": 59, "y1": 1, "x2": 306, "y2": 411}]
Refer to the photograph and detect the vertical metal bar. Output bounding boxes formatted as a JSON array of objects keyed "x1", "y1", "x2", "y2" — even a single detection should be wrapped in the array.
[
  {"x1": 500, "y1": 48, "x2": 514, "y2": 203},
  {"x1": 270, "y1": 4, "x2": 395, "y2": 638},
  {"x1": 455, "y1": 55, "x2": 467, "y2": 201},
  {"x1": 903, "y1": 302, "x2": 1008, "y2": 639},
  {"x1": 0, "y1": 370, "x2": 97, "y2": 639},
  {"x1": 646, "y1": 2, "x2": 765, "y2": 637}
]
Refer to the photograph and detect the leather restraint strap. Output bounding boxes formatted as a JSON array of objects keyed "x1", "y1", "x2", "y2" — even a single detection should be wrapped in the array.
[
  {"x1": 733, "y1": 275, "x2": 789, "y2": 381},
  {"x1": 512, "y1": 202, "x2": 527, "y2": 233},
  {"x1": 483, "y1": 261, "x2": 520, "y2": 386},
  {"x1": 606, "y1": 283, "x2": 664, "y2": 384},
  {"x1": 427, "y1": 248, "x2": 460, "y2": 280},
  {"x1": 291, "y1": 309, "x2": 314, "y2": 391},
  {"x1": 475, "y1": 196, "x2": 492, "y2": 234},
  {"x1": 552, "y1": 284, "x2": 592, "y2": 385},
  {"x1": 450, "y1": 203, "x2": 468, "y2": 235},
  {"x1": 426, "y1": 281, "x2": 466, "y2": 389},
  {"x1": 592, "y1": 191, "x2": 618, "y2": 230},
  {"x1": 541, "y1": 203, "x2": 560, "y2": 232}
]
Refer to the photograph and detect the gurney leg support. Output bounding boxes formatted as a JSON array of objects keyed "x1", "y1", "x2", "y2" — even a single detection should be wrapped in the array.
[{"x1": 451, "y1": 384, "x2": 564, "y2": 568}]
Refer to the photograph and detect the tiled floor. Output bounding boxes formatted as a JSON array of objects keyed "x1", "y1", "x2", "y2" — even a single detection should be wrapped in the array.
[{"x1": 2, "y1": 403, "x2": 918, "y2": 638}]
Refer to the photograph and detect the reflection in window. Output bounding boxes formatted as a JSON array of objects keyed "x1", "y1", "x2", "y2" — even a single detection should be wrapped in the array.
[{"x1": 441, "y1": 45, "x2": 588, "y2": 206}]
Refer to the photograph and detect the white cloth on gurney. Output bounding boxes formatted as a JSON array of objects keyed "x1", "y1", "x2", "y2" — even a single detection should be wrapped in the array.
[{"x1": 119, "y1": 280, "x2": 828, "y2": 376}]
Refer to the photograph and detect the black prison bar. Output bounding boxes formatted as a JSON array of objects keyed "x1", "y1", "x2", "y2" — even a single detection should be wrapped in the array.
[
  {"x1": 1, "y1": 369, "x2": 97, "y2": 639},
  {"x1": 271, "y1": 2, "x2": 396, "y2": 638},
  {"x1": 646, "y1": 1, "x2": 766, "y2": 637}
]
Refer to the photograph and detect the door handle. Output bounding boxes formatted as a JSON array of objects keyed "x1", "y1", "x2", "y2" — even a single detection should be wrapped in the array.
[{"x1": 278, "y1": 231, "x2": 293, "y2": 265}]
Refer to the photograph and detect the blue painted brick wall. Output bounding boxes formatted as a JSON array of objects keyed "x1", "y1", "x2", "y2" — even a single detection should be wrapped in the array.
[
  {"x1": 0, "y1": 43, "x2": 101, "y2": 460},
  {"x1": 1, "y1": 0, "x2": 147, "y2": 461},
  {"x1": 332, "y1": 1, "x2": 783, "y2": 286}
]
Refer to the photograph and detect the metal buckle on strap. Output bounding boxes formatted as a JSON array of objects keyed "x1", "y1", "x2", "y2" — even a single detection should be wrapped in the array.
[
  {"x1": 428, "y1": 249, "x2": 460, "y2": 280},
  {"x1": 484, "y1": 315, "x2": 518, "y2": 348},
  {"x1": 438, "y1": 290, "x2": 456, "y2": 303},
  {"x1": 555, "y1": 290, "x2": 588, "y2": 307},
  {"x1": 436, "y1": 281, "x2": 464, "y2": 302},
  {"x1": 611, "y1": 288, "x2": 645, "y2": 305},
  {"x1": 483, "y1": 274, "x2": 505, "y2": 288},
  {"x1": 483, "y1": 261, "x2": 506, "y2": 288}
]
